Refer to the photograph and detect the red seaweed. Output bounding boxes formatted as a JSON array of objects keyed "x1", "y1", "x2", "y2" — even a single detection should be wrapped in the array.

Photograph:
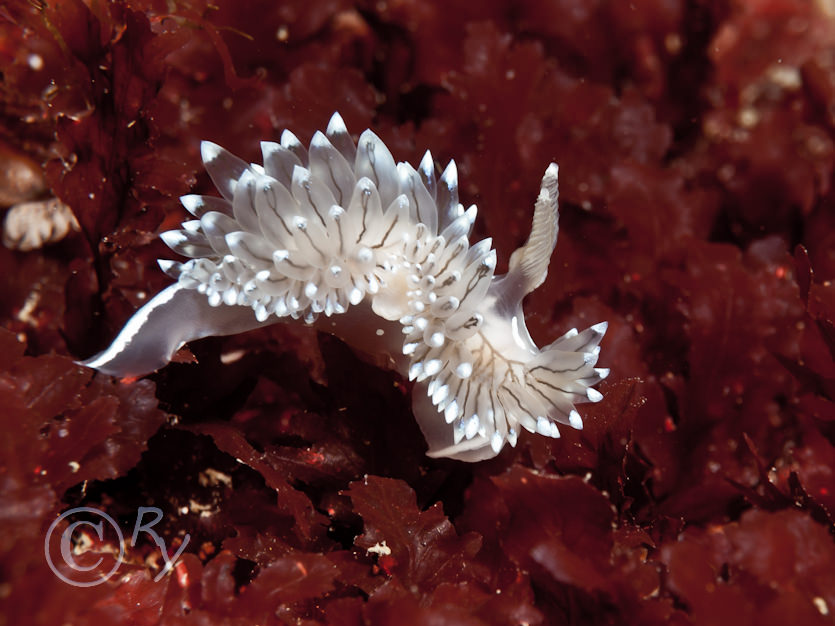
[{"x1": 2, "y1": 0, "x2": 835, "y2": 623}]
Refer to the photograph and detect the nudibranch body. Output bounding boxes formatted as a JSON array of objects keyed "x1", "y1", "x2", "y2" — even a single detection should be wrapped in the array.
[{"x1": 83, "y1": 113, "x2": 608, "y2": 461}]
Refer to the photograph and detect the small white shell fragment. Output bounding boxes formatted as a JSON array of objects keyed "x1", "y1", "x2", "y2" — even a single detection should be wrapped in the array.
[
  {"x1": 3, "y1": 198, "x2": 80, "y2": 251},
  {"x1": 366, "y1": 541, "x2": 392, "y2": 557}
]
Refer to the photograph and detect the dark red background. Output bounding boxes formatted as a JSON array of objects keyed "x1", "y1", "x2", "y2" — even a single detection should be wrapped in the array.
[{"x1": 1, "y1": 1, "x2": 834, "y2": 623}]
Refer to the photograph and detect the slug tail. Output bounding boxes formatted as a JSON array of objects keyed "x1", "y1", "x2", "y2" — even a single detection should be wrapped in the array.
[{"x1": 78, "y1": 283, "x2": 271, "y2": 377}]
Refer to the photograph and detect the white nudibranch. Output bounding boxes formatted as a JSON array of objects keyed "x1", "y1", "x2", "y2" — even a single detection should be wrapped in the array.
[{"x1": 81, "y1": 113, "x2": 609, "y2": 462}]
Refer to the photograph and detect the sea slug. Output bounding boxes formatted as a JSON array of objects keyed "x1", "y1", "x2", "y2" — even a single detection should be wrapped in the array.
[{"x1": 82, "y1": 114, "x2": 608, "y2": 461}]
